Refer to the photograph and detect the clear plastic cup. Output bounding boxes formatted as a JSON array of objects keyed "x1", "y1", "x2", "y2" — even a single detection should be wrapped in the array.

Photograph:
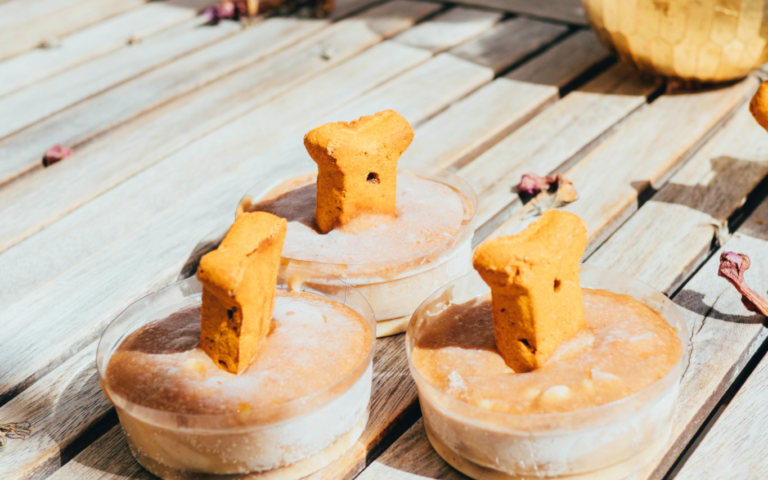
[
  {"x1": 237, "y1": 159, "x2": 476, "y2": 337},
  {"x1": 406, "y1": 265, "x2": 690, "y2": 480},
  {"x1": 97, "y1": 266, "x2": 375, "y2": 479}
]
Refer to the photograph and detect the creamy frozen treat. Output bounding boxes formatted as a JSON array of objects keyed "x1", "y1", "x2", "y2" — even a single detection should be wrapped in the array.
[
  {"x1": 406, "y1": 212, "x2": 687, "y2": 479},
  {"x1": 98, "y1": 213, "x2": 375, "y2": 479}
]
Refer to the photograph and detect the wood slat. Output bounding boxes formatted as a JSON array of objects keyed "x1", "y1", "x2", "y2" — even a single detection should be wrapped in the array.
[
  {"x1": 0, "y1": 343, "x2": 108, "y2": 480},
  {"x1": 48, "y1": 425, "x2": 153, "y2": 479},
  {"x1": 485, "y1": 78, "x2": 757, "y2": 255},
  {"x1": 463, "y1": 63, "x2": 656, "y2": 234},
  {"x1": 403, "y1": 27, "x2": 607, "y2": 171},
  {"x1": 447, "y1": 0, "x2": 587, "y2": 25},
  {"x1": 593, "y1": 106, "x2": 768, "y2": 480},
  {"x1": 0, "y1": 2, "x2": 439, "y2": 309},
  {"x1": 392, "y1": 6, "x2": 501, "y2": 53},
  {"x1": 590, "y1": 105, "x2": 768, "y2": 295},
  {"x1": 0, "y1": 16, "x2": 323, "y2": 186},
  {"x1": 0, "y1": 17, "x2": 240, "y2": 182},
  {"x1": 449, "y1": 16, "x2": 567, "y2": 74},
  {"x1": 0, "y1": 1, "x2": 212, "y2": 98},
  {"x1": 505, "y1": 29, "x2": 608, "y2": 89},
  {"x1": 0, "y1": 0, "x2": 147, "y2": 62},
  {"x1": 674, "y1": 223, "x2": 768, "y2": 479}
]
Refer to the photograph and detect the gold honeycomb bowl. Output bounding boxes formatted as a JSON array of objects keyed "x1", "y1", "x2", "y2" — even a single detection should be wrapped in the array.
[{"x1": 581, "y1": 0, "x2": 768, "y2": 84}]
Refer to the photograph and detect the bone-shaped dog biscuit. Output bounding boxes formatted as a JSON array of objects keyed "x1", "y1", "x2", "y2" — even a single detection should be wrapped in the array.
[
  {"x1": 473, "y1": 210, "x2": 587, "y2": 373},
  {"x1": 304, "y1": 110, "x2": 414, "y2": 233},
  {"x1": 750, "y1": 80, "x2": 768, "y2": 132},
  {"x1": 197, "y1": 212, "x2": 287, "y2": 374}
]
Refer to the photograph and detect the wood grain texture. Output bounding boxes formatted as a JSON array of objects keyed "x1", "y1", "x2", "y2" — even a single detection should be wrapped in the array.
[
  {"x1": 0, "y1": 342, "x2": 112, "y2": 480},
  {"x1": 589, "y1": 105, "x2": 768, "y2": 295},
  {"x1": 485, "y1": 78, "x2": 757, "y2": 255},
  {"x1": 674, "y1": 228, "x2": 768, "y2": 480},
  {"x1": 464, "y1": 63, "x2": 656, "y2": 234},
  {"x1": 0, "y1": 4, "x2": 439, "y2": 309},
  {"x1": 405, "y1": 29, "x2": 612, "y2": 172},
  {"x1": 0, "y1": 0, "x2": 147, "y2": 62},
  {"x1": 449, "y1": 17, "x2": 567, "y2": 74},
  {"x1": 393, "y1": 6, "x2": 502, "y2": 53},
  {"x1": 0, "y1": 17, "x2": 239, "y2": 184},
  {"x1": 446, "y1": 0, "x2": 587, "y2": 25},
  {"x1": 0, "y1": 16, "x2": 318, "y2": 185},
  {"x1": 358, "y1": 419, "x2": 465, "y2": 480},
  {"x1": 0, "y1": 1, "x2": 208, "y2": 98},
  {"x1": 505, "y1": 29, "x2": 608, "y2": 88},
  {"x1": 48, "y1": 425, "x2": 153, "y2": 480}
]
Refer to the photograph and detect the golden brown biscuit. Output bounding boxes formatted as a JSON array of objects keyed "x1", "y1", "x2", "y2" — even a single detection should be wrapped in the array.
[
  {"x1": 304, "y1": 110, "x2": 414, "y2": 233},
  {"x1": 473, "y1": 210, "x2": 587, "y2": 373},
  {"x1": 750, "y1": 80, "x2": 768, "y2": 132},
  {"x1": 196, "y1": 212, "x2": 287, "y2": 374}
]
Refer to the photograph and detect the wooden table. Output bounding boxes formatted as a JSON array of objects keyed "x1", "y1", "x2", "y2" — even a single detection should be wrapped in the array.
[{"x1": 1, "y1": 0, "x2": 767, "y2": 479}]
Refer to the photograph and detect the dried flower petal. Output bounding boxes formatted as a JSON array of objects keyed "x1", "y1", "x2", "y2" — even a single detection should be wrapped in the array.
[
  {"x1": 718, "y1": 251, "x2": 768, "y2": 316},
  {"x1": 518, "y1": 173, "x2": 558, "y2": 201},
  {"x1": 42, "y1": 145, "x2": 74, "y2": 167},
  {"x1": 0, "y1": 422, "x2": 32, "y2": 452},
  {"x1": 516, "y1": 173, "x2": 578, "y2": 216}
]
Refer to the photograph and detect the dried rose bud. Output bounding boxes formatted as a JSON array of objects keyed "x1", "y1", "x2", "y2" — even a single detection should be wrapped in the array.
[
  {"x1": 718, "y1": 251, "x2": 768, "y2": 316},
  {"x1": 516, "y1": 173, "x2": 578, "y2": 216},
  {"x1": 518, "y1": 173, "x2": 557, "y2": 199},
  {"x1": 42, "y1": 145, "x2": 74, "y2": 167},
  {"x1": 204, "y1": 1, "x2": 237, "y2": 21}
]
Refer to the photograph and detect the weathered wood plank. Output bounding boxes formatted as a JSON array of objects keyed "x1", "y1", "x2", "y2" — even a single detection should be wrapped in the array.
[
  {"x1": 674, "y1": 229, "x2": 768, "y2": 480},
  {"x1": 393, "y1": 6, "x2": 501, "y2": 53},
  {"x1": 0, "y1": 16, "x2": 239, "y2": 178},
  {"x1": 0, "y1": 343, "x2": 110, "y2": 480},
  {"x1": 0, "y1": 1, "x2": 211, "y2": 98},
  {"x1": 485, "y1": 78, "x2": 757, "y2": 254},
  {"x1": 357, "y1": 419, "x2": 464, "y2": 480},
  {"x1": 0, "y1": 16, "x2": 321, "y2": 184},
  {"x1": 0, "y1": 0, "x2": 147, "y2": 62},
  {"x1": 589, "y1": 105, "x2": 768, "y2": 295},
  {"x1": 505, "y1": 29, "x2": 608, "y2": 88},
  {"x1": 0, "y1": 3, "x2": 439, "y2": 308},
  {"x1": 405, "y1": 29, "x2": 611, "y2": 172},
  {"x1": 48, "y1": 425, "x2": 152, "y2": 480},
  {"x1": 463, "y1": 63, "x2": 656, "y2": 233},
  {"x1": 447, "y1": 0, "x2": 587, "y2": 25},
  {"x1": 449, "y1": 16, "x2": 567, "y2": 74}
]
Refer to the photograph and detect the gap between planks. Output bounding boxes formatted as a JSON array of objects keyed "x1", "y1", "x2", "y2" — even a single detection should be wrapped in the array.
[
  {"x1": 0, "y1": 19, "x2": 596, "y2": 480},
  {"x1": 0, "y1": 0, "x2": 216, "y2": 98},
  {"x1": 0, "y1": 16, "x2": 241, "y2": 185},
  {"x1": 0, "y1": 0, "x2": 148, "y2": 62}
]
